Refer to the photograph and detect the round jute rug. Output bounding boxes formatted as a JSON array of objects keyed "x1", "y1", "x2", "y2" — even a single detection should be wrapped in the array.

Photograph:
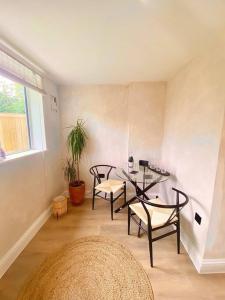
[{"x1": 18, "y1": 236, "x2": 154, "y2": 300}]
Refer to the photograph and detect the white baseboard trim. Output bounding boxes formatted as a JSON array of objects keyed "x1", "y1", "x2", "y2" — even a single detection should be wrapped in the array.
[
  {"x1": 181, "y1": 231, "x2": 225, "y2": 274},
  {"x1": 200, "y1": 258, "x2": 225, "y2": 274},
  {"x1": 85, "y1": 189, "x2": 92, "y2": 198},
  {"x1": 0, "y1": 206, "x2": 51, "y2": 279},
  {"x1": 180, "y1": 231, "x2": 202, "y2": 273}
]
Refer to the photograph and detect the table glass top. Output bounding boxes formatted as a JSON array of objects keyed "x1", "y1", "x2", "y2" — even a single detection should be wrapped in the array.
[{"x1": 116, "y1": 164, "x2": 169, "y2": 184}]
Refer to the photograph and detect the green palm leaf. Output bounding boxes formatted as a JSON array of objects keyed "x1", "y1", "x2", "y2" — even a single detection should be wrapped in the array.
[{"x1": 66, "y1": 119, "x2": 87, "y2": 183}]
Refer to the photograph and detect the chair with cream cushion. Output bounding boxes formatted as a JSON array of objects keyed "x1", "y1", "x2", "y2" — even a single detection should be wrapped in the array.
[
  {"x1": 90, "y1": 165, "x2": 126, "y2": 220},
  {"x1": 128, "y1": 188, "x2": 189, "y2": 267}
]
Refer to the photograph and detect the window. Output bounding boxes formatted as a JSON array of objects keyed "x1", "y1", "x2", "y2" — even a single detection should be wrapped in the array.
[
  {"x1": 0, "y1": 75, "x2": 30, "y2": 154},
  {"x1": 0, "y1": 44, "x2": 46, "y2": 157},
  {"x1": 0, "y1": 74, "x2": 46, "y2": 156}
]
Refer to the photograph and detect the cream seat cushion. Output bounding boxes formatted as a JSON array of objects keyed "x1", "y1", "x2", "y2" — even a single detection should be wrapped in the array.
[
  {"x1": 129, "y1": 198, "x2": 177, "y2": 228},
  {"x1": 95, "y1": 179, "x2": 124, "y2": 194}
]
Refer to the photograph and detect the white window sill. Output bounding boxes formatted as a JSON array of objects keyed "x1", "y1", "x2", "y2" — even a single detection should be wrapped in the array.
[{"x1": 0, "y1": 149, "x2": 47, "y2": 164}]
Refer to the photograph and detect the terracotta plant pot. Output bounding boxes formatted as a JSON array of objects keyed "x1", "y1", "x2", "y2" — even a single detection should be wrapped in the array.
[{"x1": 69, "y1": 181, "x2": 85, "y2": 205}]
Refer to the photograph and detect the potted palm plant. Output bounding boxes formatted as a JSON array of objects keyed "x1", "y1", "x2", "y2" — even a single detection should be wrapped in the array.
[{"x1": 64, "y1": 119, "x2": 87, "y2": 205}]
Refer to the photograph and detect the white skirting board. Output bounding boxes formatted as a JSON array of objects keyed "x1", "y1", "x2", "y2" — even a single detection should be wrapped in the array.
[
  {"x1": 200, "y1": 259, "x2": 225, "y2": 274},
  {"x1": 85, "y1": 189, "x2": 92, "y2": 198},
  {"x1": 181, "y1": 231, "x2": 225, "y2": 274},
  {"x1": 0, "y1": 206, "x2": 51, "y2": 279},
  {"x1": 180, "y1": 231, "x2": 202, "y2": 273}
]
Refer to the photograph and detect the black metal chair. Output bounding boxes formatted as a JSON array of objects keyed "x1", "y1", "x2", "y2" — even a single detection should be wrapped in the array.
[
  {"x1": 89, "y1": 164, "x2": 126, "y2": 220},
  {"x1": 128, "y1": 187, "x2": 189, "y2": 267}
]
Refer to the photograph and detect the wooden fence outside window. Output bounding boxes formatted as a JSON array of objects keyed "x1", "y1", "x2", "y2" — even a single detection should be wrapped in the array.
[{"x1": 0, "y1": 113, "x2": 29, "y2": 154}]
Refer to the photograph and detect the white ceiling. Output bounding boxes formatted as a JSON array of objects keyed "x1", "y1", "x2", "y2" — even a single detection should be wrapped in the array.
[{"x1": 0, "y1": 0, "x2": 225, "y2": 85}]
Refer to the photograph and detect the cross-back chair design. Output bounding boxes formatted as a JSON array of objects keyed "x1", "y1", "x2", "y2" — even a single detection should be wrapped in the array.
[
  {"x1": 128, "y1": 187, "x2": 189, "y2": 267},
  {"x1": 89, "y1": 164, "x2": 126, "y2": 220}
]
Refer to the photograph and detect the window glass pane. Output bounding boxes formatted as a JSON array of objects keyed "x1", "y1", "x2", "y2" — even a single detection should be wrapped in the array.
[{"x1": 0, "y1": 74, "x2": 30, "y2": 154}]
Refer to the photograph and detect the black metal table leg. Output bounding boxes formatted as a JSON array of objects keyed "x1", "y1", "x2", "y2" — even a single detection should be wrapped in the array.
[
  {"x1": 114, "y1": 195, "x2": 137, "y2": 213},
  {"x1": 115, "y1": 181, "x2": 158, "y2": 213}
]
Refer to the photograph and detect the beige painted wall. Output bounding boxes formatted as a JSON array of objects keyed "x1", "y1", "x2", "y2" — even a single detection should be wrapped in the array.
[
  {"x1": 205, "y1": 108, "x2": 225, "y2": 259},
  {"x1": 128, "y1": 82, "x2": 165, "y2": 163},
  {"x1": 0, "y1": 78, "x2": 64, "y2": 258},
  {"x1": 1, "y1": 42, "x2": 225, "y2": 270},
  {"x1": 59, "y1": 82, "x2": 166, "y2": 196},
  {"x1": 161, "y1": 41, "x2": 225, "y2": 261}
]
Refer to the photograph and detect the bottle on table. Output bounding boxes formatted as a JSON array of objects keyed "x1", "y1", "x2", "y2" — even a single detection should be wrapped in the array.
[{"x1": 128, "y1": 156, "x2": 134, "y2": 169}]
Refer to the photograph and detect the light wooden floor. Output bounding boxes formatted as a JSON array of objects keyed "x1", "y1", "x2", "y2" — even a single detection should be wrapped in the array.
[{"x1": 1, "y1": 198, "x2": 225, "y2": 300}]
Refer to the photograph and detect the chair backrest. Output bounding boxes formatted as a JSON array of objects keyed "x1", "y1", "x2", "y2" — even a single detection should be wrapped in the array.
[
  {"x1": 89, "y1": 164, "x2": 116, "y2": 186},
  {"x1": 137, "y1": 187, "x2": 189, "y2": 229}
]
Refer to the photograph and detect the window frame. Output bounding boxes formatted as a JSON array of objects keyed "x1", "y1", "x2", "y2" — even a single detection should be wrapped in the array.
[
  {"x1": 0, "y1": 74, "x2": 46, "y2": 158},
  {"x1": 24, "y1": 87, "x2": 32, "y2": 151}
]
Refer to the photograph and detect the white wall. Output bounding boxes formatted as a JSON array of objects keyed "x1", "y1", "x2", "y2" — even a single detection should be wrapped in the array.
[
  {"x1": 160, "y1": 40, "x2": 225, "y2": 269},
  {"x1": 205, "y1": 108, "x2": 225, "y2": 260},
  {"x1": 127, "y1": 82, "x2": 165, "y2": 163},
  {"x1": 0, "y1": 78, "x2": 64, "y2": 259},
  {"x1": 59, "y1": 82, "x2": 166, "y2": 196}
]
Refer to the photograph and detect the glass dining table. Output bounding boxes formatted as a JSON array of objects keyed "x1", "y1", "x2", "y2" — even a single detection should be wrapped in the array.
[{"x1": 114, "y1": 164, "x2": 170, "y2": 213}]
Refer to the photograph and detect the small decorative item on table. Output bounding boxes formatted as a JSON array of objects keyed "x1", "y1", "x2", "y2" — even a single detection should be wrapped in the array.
[
  {"x1": 128, "y1": 156, "x2": 134, "y2": 169},
  {"x1": 52, "y1": 195, "x2": 67, "y2": 219}
]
